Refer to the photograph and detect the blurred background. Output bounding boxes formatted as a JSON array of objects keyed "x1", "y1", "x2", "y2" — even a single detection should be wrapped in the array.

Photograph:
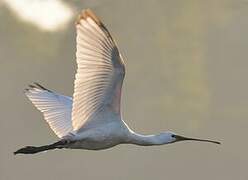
[{"x1": 1, "y1": 0, "x2": 248, "y2": 179}]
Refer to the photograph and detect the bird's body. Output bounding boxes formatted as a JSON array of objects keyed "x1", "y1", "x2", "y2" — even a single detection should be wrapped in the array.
[
  {"x1": 15, "y1": 9, "x2": 219, "y2": 155},
  {"x1": 68, "y1": 115, "x2": 130, "y2": 150}
]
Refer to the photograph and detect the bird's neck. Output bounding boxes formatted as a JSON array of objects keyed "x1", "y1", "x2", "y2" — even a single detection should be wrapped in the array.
[{"x1": 127, "y1": 132, "x2": 171, "y2": 146}]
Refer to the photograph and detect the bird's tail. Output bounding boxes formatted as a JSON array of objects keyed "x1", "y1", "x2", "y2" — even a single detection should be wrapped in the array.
[{"x1": 14, "y1": 140, "x2": 67, "y2": 155}]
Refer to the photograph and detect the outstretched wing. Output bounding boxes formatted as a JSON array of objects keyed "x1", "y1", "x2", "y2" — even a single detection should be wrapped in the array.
[
  {"x1": 72, "y1": 9, "x2": 125, "y2": 131},
  {"x1": 25, "y1": 83, "x2": 73, "y2": 138}
]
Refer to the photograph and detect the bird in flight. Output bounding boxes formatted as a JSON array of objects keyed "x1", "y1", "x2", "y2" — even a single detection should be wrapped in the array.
[{"x1": 14, "y1": 9, "x2": 220, "y2": 155}]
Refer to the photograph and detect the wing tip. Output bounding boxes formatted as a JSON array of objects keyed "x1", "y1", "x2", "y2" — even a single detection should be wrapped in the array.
[
  {"x1": 75, "y1": 9, "x2": 101, "y2": 26},
  {"x1": 24, "y1": 82, "x2": 52, "y2": 93},
  {"x1": 75, "y1": 9, "x2": 114, "y2": 41}
]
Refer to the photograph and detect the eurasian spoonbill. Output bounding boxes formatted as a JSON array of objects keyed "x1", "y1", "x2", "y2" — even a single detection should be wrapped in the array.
[{"x1": 14, "y1": 9, "x2": 220, "y2": 155}]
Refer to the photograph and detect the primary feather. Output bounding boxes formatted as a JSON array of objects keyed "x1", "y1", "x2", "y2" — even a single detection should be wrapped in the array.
[
  {"x1": 25, "y1": 83, "x2": 73, "y2": 138},
  {"x1": 72, "y1": 9, "x2": 125, "y2": 132}
]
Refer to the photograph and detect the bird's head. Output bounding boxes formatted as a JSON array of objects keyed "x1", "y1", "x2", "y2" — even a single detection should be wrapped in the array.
[{"x1": 159, "y1": 132, "x2": 221, "y2": 145}]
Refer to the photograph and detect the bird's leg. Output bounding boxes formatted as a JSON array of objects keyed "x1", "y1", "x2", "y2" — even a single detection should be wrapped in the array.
[
  {"x1": 14, "y1": 139, "x2": 74, "y2": 155},
  {"x1": 56, "y1": 139, "x2": 73, "y2": 149}
]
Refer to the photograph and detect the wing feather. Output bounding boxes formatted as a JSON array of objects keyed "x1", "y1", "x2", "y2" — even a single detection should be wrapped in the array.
[
  {"x1": 25, "y1": 83, "x2": 73, "y2": 138},
  {"x1": 72, "y1": 9, "x2": 125, "y2": 131}
]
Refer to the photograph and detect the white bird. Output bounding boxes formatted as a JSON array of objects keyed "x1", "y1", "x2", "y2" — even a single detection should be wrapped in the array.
[{"x1": 14, "y1": 9, "x2": 220, "y2": 155}]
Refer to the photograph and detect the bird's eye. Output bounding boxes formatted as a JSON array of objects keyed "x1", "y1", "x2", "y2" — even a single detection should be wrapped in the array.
[{"x1": 171, "y1": 134, "x2": 175, "y2": 138}]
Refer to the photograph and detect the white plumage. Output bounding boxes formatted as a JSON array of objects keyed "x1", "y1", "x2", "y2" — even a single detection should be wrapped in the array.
[
  {"x1": 25, "y1": 84, "x2": 73, "y2": 138},
  {"x1": 15, "y1": 9, "x2": 219, "y2": 155},
  {"x1": 73, "y1": 13, "x2": 125, "y2": 131}
]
